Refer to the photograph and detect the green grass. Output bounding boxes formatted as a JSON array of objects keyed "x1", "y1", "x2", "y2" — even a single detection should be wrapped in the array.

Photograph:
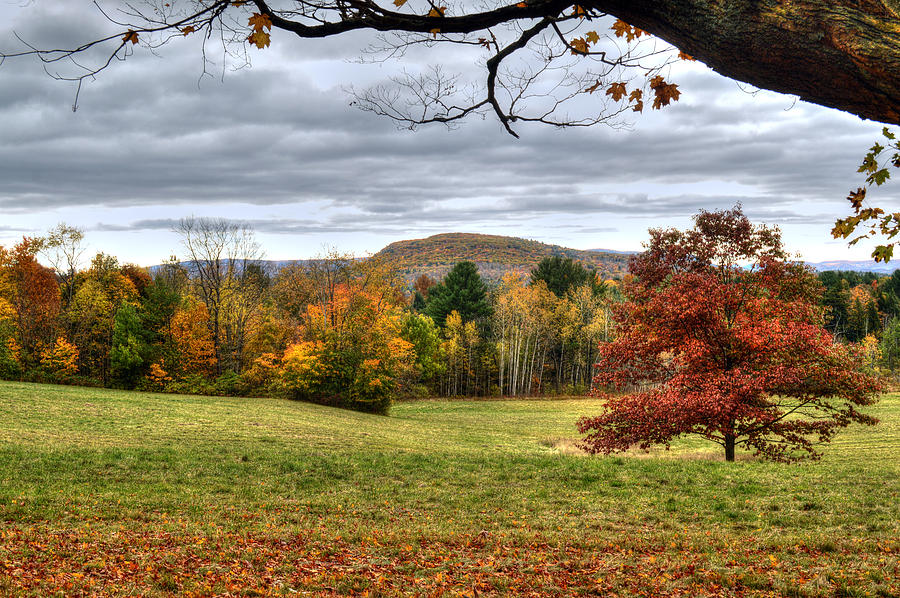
[{"x1": 0, "y1": 381, "x2": 898, "y2": 596}]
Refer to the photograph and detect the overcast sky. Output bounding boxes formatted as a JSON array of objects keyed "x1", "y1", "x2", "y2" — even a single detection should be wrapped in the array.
[{"x1": 0, "y1": 1, "x2": 897, "y2": 267}]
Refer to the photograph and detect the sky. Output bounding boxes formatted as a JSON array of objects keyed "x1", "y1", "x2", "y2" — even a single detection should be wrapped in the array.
[{"x1": 0, "y1": 1, "x2": 897, "y2": 267}]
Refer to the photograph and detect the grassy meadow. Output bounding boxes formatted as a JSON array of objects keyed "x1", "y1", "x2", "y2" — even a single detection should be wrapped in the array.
[{"x1": 0, "y1": 381, "x2": 897, "y2": 597}]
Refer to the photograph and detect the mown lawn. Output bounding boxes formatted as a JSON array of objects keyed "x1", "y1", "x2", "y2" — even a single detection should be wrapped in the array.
[{"x1": 0, "y1": 381, "x2": 897, "y2": 596}]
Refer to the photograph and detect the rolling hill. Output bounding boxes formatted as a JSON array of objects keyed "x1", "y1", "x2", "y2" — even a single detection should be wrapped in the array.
[{"x1": 373, "y1": 232, "x2": 631, "y2": 282}]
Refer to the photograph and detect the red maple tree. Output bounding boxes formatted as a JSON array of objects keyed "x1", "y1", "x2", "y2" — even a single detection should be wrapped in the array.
[{"x1": 579, "y1": 207, "x2": 882, "y2": 462}]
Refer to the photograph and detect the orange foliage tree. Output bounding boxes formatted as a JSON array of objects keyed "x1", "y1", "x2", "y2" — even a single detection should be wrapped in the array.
[
  {"x1": 0, "y1": 238, "x2": 61, "y2": 367},
  {"x1": 168, "y1": 298, "x2": 217, "y2": 381},
  {"x1": 280, "y1": 255, "x2": 415, "y2": 414},
  {"x1": 39, "y1": 338, "x2": 80, "y2": 380}
]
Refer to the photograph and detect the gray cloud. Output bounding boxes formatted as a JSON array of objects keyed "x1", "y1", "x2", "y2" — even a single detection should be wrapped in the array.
[{"x1": 0, "y1": 2, "x2": 896, "y2": 262}]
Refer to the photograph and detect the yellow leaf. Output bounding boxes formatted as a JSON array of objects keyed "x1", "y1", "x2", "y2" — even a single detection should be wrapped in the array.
[
  {"x1": 516, "y1": 1, "x2": 527, "y2": 6},
  {"x1": 427, "y1": 6, "x2": 446, "y2": 17},
  {"x1": 393, "y1": 0, "x2": 407, "y2": 6},
  {"x1": 678, "y1": 50, "x2": 695, "y2": 61},
  {"x1": 585, "y1": 30, "x2": 600, "y2": 44},
  {"x1": 248, "y1": 12, "x2": 273, "y2": 32},
  {"x1": 122, "y1": 30, "x2": 139, "y2": 45},
  {"x1": 181, "y1": 25, "x2": 196, "y2": 36},
  {"x1": 248, "y1": 30, "x2": 271, "y2": 49}
]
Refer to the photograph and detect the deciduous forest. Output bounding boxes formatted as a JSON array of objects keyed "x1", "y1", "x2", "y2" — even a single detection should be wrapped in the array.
[
  {"x1": 0, "y1": 220, "x2": 619, "y2": 413},
  {"x1": 1, "y1": 213, "x2": 895, "y2": 417}
]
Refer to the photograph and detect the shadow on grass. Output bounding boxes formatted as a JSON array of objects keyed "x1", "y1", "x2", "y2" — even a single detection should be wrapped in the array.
[{"x1": 541, "y1": 437, "x2": 760, "y2": 461}]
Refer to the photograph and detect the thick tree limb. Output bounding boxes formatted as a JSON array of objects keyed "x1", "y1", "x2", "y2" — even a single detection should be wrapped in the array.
[{"x1": 594, "y1": 0, "x2": 900, "y2": 125}]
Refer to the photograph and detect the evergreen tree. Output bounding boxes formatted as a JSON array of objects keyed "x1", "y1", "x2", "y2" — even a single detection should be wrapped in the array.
[
  {"x1": 530, "y1": 256, "x2": 602, "y2": 298},
  {"x1": 411, "y1": 290, "x2": 426, "y2": 312},
  {"x1": 882, "y1": 317, "x2": 900, "y2": 371},
  {"x1": 425, "y1": 261, "x2": 491, "y2": 326},
  {"x1": 110, "y1": 303, "x2": 151, "y2": 387}
]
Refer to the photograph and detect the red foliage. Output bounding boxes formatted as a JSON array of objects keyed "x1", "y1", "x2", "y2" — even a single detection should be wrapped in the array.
[{"x1": 579, "y1": 207, "x2": 882, "y2": 462}]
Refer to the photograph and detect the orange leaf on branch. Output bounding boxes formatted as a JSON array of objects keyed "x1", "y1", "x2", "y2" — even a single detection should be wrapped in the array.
[
  {"x1": 847, "y1": 187, "x2": 867, "y2": 209},
  {"x1": 248, "y1": 13, "x2": 273, "y2": 32},
  {"x1": 649, "y1": 75, "x2": 681, "y2": 109},
  {"x1": 584, "y1": 80, "x2": 602, "y2": 94},
  {"x1": 610, "y1": 19, "x2": 646, "y2": 43},
  {"x1": 606, "y1": 82, "x2": 627, "y2": 102},
  {"x1": 629, "y1": 89, "x2": 644, "y2": 112},
  {"x1": 248, "y1": 30, "x2": 271, "y2": 49},
  {"x1": 569, "y1": 37, "x2": 589, "y2": 54},
  {"x1": 122, "y1": 30, "x2": 139, "y2": 45}
]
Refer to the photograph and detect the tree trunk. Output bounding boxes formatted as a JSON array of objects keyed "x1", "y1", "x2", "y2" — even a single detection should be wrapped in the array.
[
  {"x1": 724, "y1": 433, "x2": 736, "y2": 462},
  {"x1": 595, "y1": 0, "x2": 900, "y2": 124}
]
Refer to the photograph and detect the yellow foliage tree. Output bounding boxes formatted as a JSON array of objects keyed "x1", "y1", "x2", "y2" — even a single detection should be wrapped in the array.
[{"x1": 39, "y1": 337, "x2": 79, "y2": 379}]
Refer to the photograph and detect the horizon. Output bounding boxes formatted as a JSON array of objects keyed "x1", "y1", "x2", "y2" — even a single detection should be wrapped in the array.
[{"x1": 15, "y1": 228, "x2": 894, "y2": 272}]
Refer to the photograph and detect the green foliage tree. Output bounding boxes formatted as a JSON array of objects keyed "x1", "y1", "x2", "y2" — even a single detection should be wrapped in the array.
[
  {"x1": 110, "y1": 303, "x2": 151, "y2": 387},
  {"x1": 425, "y1": 262, "x2": 491, "y2": 327},
  {"x1": 65, "y1": 254, "x2": 138, "y2": 383},
  {"x1": 401, "y1": 313, "x2": 444, "y2": 390},
  {"x1": 411, "y1": 290, "x2": 427, "y2": 312},
  {"x1": 530, "y1": 256, "x2": 602, "y2": 298},
  {"x1": 881, "y1": 317, "x2": 900, "y2": 372}
]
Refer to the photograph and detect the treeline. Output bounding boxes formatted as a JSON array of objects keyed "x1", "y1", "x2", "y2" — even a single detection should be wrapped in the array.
[
  {"x1": 818, "y1": 269, "x2": 900, "y2": 373},
  {"x1": 0, "y1": 220, "x2": 614, "y2": 413}
]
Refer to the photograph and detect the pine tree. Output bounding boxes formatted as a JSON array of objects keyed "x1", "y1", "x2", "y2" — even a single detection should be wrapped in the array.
[{"x1": 425, "y1": 262, "x2": 491, "y2": 326}]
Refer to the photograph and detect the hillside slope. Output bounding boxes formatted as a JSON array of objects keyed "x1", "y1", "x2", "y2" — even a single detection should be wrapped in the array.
[{"x1": 374, "y1": 233, "x2": 630, "y2": 282}]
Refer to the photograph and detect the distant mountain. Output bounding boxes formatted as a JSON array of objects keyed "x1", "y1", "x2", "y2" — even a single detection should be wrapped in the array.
[
  {"x1": 374, "y1": 232, "x2": 630, "y2": 282},
  {"x1": 804, "y1": 260, "x2": 899, "y2": 274},
  {"x1": 587, "y1": 248, "x2": 639, "y2": 255}
]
